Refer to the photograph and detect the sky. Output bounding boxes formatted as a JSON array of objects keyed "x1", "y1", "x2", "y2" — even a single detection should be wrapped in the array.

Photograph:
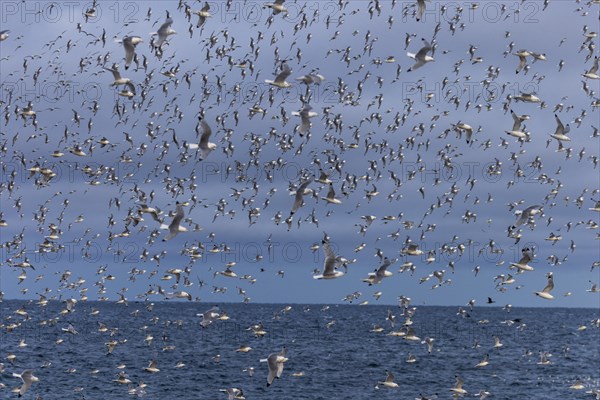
[{"x1": 0, "y1": 0, "x2": 599, "y2": 308}]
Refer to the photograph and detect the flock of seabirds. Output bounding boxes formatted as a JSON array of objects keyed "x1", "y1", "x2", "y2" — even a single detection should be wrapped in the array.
[{"x1": 0, "y1": 0, "x2": 599, "y2": 398}]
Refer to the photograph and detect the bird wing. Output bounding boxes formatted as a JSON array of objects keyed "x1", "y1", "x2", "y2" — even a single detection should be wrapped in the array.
[
  {"x1": 553, "y1": 114, "x2": 564, "y2": 135},
  {"x1": 105, "y1": 67, "x2": 121, "y2": 81},
  {"x1": 199, "y1": 120, "x2": 212, "y2": 148},
  {"x1": 322, "y1": 241, "x2": 337, "y2": 275},
  {"x1": 318, "y1": 169, "x2": 329, "y2": 182},
  {"x1": 542, "y1": 275, "x2": 554, "y2": 293},
  {"x1": 19, "y1": 370, "x2": 34, "y2": 395},
  {"x1": 168, "y1": 205, "x2": 184, "y2": 233},
  {"x1": 523, "y1": 205, "x2": 541, "y2": 216},
  {"x1": 266, "y1": 354, "x2": 278, "y2": 385},
  {"x1": 292, "y1": 179, "x2": 312, "y2": 212},
  {"x1": 513, "y1": 214, "x2": 526, "y2": 228},
  {"x1": 308, "y1": 73, "x2": 324, "y2": 84},
  {"x1": 518, "y1": 252, "x2": 531, "y2": 265},
  {"x1": 299, "y1": 114, "x2": 310, "y2": 133},
  {"x1": 157, "y1": 18, "x2": 174, "y2": 37},
  {"x1": 454, "y1": 376, "x2": 464, "y2": 389},
  {"x1": 589, "y1": 56, "x2": 599, "y2": 74},
  {"x1": 410, "y1": 59, "x2": 426, "y2": 71},
  {"x1": 376, "y1": 264, "x2": 388, "y2": 277},
  {"x1": 274, "y1": 71, "x2": 291, "y2": 83},
  {"x1": 516, "y1": 55, "x2": 527, "y2": 72},
  {"x1": 274, "y1": 67, "x2": 292, "y2": 84},
  {"x1": 123, "y1": 37, "x2": 135, "y2": 66},
  {"x1": 415, "y1": 40, "x2": 432, "y2": 60},
  {"x1": 510, "y1": 110, "x2": 522, "y2": 131},
  {"x1": 326, "y1": 184, "x2": 335, "y2": 199},
  {"x1": 416, "y1": 0, "x2": 426, "y2": 19},
  {"x1": 386, "y1": 371, "x2": 395, "y2": 383},
  {"x1": 125, "y1": 81, "x2": 136, "y2": 94}
]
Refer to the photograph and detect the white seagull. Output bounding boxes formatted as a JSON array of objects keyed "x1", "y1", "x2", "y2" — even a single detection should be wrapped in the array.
[
  {"x1": 407, "y1": 38, "x2": 434, "y2": 71},
  {"x1": 511, "y1": 205, "x2": 542, "y2": 230},
  {"x1": 404, "y1": 243, "x2": 424, "y2": 256},
  {"x1": 506, "y1": 109, "x2": 529, "y2": 138},
  {"x1": 264, "y1": 0, "x2": 288, "y2": 15},
  {"x1": 514, "y1": 49, "x2": 530, "y2": 74},
  {"x1": 266, "y1": 62, "x2": 292, "y2": 88},
  {"x1": 187, "y1": 119, "x2": 217, "y2": 160},
  {"x1": 363, "y1": 258, "x2": 393, "y2": 285},
  {"x1": 193, "y1": 3, "x2": 212, "y2": 28},
  {"x1": 535, "y1": 272, "x2": 555, "y2": 300},
  {"x1": 510, "y1": 248, "x2": 535, "y2": 271},
  {"x1": 104, "y1": 64, "x2": 136, "y2": 94},
  {"x1": 549, "y1": 114, "x2": 571, "y2": 142},
  {"x1": 151, "y1": 17, "x2": 176, "y2": 49},
  {"x1": 290, "y1": 179, "x2": 312, "y2": 215},
  {"x1": 161, "y1": 202, "x2": 187, "y2": 241},
  {"x1": 514, "y1": 92, "x2": 541, "y2": 103},
  {"x1": 12, "y1": 370, "x2": 39, "y2": 397},
  {"x1": 378, "y1": 370, "x2": 399, "y2": 388},
  {"x1": 261, "y1": 347, "x2": 288, "y2": 387},
  {"x1": 314, "y1": 240, "x2": 345, "y2": 279},
  {"x1": 198, "y1": 306, "x2": 220, "y2": 328},
  {"x1": 120, "y1": 36, "x2": 143, "y2": 70},
  {"x1": 197, "y1": 119, "x2": 217, "y2": 160},
  {"x1": 291, "y1": 104, "x2": 318, "y2": 136},
  {"x1": 450, "y1": 375, "x2": 467, "y2": 396},
  {"x1": 219, "y1": 388, "x2": 245, "y2": 400},
  {"x1": 321, "y1": 183, "x2": 342, "y2": 204}
]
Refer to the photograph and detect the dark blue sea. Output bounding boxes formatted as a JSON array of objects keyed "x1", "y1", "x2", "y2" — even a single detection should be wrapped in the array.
[{"x1": 0, "y1": 301, "x2": 598, "y2": 399}]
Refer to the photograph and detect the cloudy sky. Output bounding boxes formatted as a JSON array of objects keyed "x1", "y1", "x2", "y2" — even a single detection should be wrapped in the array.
[{"x1": 0, "y1": 0, "x2": 598, "y2": 308}]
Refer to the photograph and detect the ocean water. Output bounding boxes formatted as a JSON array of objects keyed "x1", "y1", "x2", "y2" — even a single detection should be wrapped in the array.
[{"x1": 0, "y1": 301, "x2": 598, "y2": 399}]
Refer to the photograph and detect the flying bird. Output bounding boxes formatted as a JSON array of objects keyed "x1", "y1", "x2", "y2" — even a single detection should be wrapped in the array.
[
  {"x1": 261, "y1": 347, "x2": 288, "y2": 387},
  {"x1": 12, "y1": 370, "x2": 39, "y2": 397},
  {"x1": 290, "y1": 179, "x2": 312, "y2": 215},
  {"x1": 161, "y1": 202, "x2": 187, "y2": 241},
  {"x1": 193, "y1": 3, "x2": 212, "y2": 28},
  {"x1": 266, "y1": 61, "x2": 292, "y2": 88},
  {"x1": 120, "y1": 36, "x2": 143, "y2": 70},
  {"x1": 535, "y1": 272, "x2": 555, "y2": 300},
  {"x1": 313, "y1": 239, "x2": 345, "y2": 279},
  {"x1": 510, "y1": 205, "x2": 543, "y2": 230},
  {"x1": 407, "y1": 38, "x2": 434, "y2": 71},
  {"x1": 549, "y1": 114, "x2": 571, "y2": 142},
  {"x1": 151, "y1": 17, "x2": 176, "y2": 49},
  {"x1": 264, "y1": 0, "x2": 288, "y2": 15}
]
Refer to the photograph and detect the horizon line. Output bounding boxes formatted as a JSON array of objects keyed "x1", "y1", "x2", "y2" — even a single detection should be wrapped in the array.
[{"x1": 1, "y1": 297, "x2": 598, "y2": 310}]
